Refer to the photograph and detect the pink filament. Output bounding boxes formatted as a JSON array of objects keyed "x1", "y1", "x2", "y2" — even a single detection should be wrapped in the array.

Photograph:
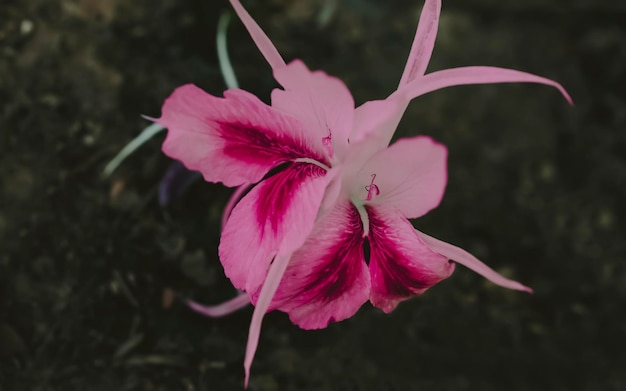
[{"x1": 365, "y1": 174, "x2": 380, "y2": 201}]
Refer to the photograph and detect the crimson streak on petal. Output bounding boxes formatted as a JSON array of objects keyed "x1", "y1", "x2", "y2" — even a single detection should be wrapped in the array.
[
  {"x1": 159, "y1": 85, "x2": 330, "y2": 188},
  {"x1": 219, "y1": 161, "x2": 332, "y2": 294},
  {"x1": 255, "y1": 163, "x2": 327, "y2": 235},
  {"x1": 270, "y1": 203, "x2": 371, "y2": 329},
  {"x1": 297, "y1": 206, "x2": 365, "y2": 302},
  {"x1": 218, "y1": 121, "x2": 328, "y2": 168},
  {"x1": 367, "y1": 206, "x2": 455, "y2": 313}
]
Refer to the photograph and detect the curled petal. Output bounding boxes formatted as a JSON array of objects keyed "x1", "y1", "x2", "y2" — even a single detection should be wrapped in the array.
[
  {"x1": 367, "y1": 206, "x2": 455, "y2": 313},
  {"x1": 355, "y1": 136, "x2": 448, "y2": 219},
  {"x1": 272, "y1": 60, "x2": 355, "y2": 160},
  {"x1": 219, "y1": 163, "x2": 331, "y2": 294},
  {"x1": 270, "y1": 202, "x2": 370, "y2": 329},
  {"x1": 228, "y1": 0, "x2": 286, "y2": 71},
  {"x1": 187, "y1": 293, "x2": 250, "y2": 318},
  {"x1": 397, "y1": 66, "x2": 573, "y2": 104},
  {"x1": 417, "y1": 231, "x2": 532, "y2": 293},
  {"x1": 398, "y1": 0, "x2": 442, "y2": 86},
  {"x1": 159, "y1": 85, "x2": 328, "y2": 187}
]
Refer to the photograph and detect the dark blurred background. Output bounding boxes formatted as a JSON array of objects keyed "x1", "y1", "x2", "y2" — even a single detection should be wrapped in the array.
[{"x1": 1, "y1": 0, "x2": 625, "y2": 390}]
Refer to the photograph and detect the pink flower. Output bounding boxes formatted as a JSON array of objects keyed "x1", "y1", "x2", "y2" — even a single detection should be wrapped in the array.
[
  {"x1": 267, "y1": 134, "x2": 529, "y2": 330},
  {"x1": 267, "y1": 135, "x2": 454, "y2": 327},
  {"x1": 156, "y1": 0, "x2": 572, "y2": 385}
]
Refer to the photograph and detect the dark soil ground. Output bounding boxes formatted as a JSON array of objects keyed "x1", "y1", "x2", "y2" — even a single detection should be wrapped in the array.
[{"x1": 1, "y1": 0, "x2": 625, "y2": 390}]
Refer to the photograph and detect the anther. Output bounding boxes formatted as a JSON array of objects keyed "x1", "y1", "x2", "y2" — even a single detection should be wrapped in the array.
[
  {"x1": 365, "y1": 174, "x2": 380, "y2": 201},
  {"x1": 322, "y1": 128, "x2": 332, "y2": 147}
]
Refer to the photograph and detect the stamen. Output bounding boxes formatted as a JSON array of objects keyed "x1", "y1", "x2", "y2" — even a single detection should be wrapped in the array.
[
  {"x1": 322, "y1": 127, "x2": 332, "y2": 146},
  {"x1": 322, "y1": 127, "x2": 333, "y2": 157},
  {"x1": 365, "y1": 174, "x2": 380, "y2": 201}
]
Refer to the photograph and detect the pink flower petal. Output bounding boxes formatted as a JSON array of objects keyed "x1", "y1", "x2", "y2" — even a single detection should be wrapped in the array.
[
  {"x1": 367, "y1": 206, "x2": 455, "y2": 313},
  {"x1": 350, "y1": 97, "x2": 405, "y2": 149},
  {"x1": 337, "y1": 98, "x2": 409, "y2": 197},
  {"x1": 219, "y1": 163, "x2": 331, "y2": 294},
  {"x1": 417, "y1": 231, "x2": 533, "y2": 293},
  {"x1": 397, "y1": 66, "x2": 573, "y2": 104},
  {"x1": 243, "y1": 248, "x2": 292, "y2": 388},
  {"x1": 354, "y1": 136, "x2": 448, "y2": 219},
  {"x1": 270, "y1": 202, "x2": 370, "y2": 330},
  {"x1": 272, "y1": 60, "x2": 355, "y2": 161},
  {"x1": 228, "y1": 0, "x2": 286, "y2": 71},
  {"x1": 159, "y1": 85, "x2": 328, "y2": 187},
  {"x1": 398, "y1": 0, "x2": 442, "y2": 86}
]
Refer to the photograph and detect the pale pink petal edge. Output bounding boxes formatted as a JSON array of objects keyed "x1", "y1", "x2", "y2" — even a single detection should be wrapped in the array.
[
  {"x1": 187, "y1": 293, "x2": 251, "y2": 318},
  {"x1": 398, "y1": 66, "x2": 573, "y2": 105},
  {"x1": 244, "y1": 250, "x2": 292, "y2": 388},
  {"x1": 398, "y1": 0, "x2": 442, "y2": 86},
  {"x1": 417, "y1": 230, "x2": 533, "y2": 293},
  {"x1": 229, "y1": 0, "x2": 286, "y2": 71}
]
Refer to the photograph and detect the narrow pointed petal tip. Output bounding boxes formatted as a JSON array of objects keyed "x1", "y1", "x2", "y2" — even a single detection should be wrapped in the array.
[
  {"x1": 187, "y1": 293, "x2": 251, "y2": 318},
  {"x1": 243, "y1": 251, "x2": 293, "y2": 389},
  {"x1": 228, "y1": 0, "x2": 286, "y2": 71},
  {"x1": 398, "y1": 0, "x2": 442, "y2": 86},
  {"x1": 398, "y1": 66, "x2": 573, "y2": 106},
  {"x1": 417, "y1": 231, "x2": 533, "y2": 293}
]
